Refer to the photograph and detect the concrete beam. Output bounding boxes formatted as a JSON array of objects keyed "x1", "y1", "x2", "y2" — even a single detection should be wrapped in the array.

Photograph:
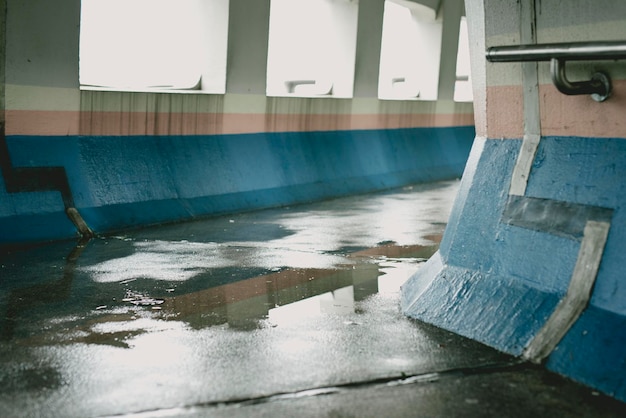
[
  {"x1": 353, "y1": 0, "x2": 385, "y2": 98},
  {"x1": 437, "y1": 0, "x2": 464, "y2": 100},
  {"x1": 226, "y1": 0, "x2": 271, "y2": 95}
]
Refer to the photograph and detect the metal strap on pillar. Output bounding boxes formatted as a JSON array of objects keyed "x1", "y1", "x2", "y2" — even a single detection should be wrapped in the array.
[{"x1": 486, "y1": 41, "x2": 626, "y2": 102}]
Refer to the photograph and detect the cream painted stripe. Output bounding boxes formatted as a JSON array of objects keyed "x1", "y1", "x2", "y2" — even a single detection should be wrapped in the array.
[
  {"x1": 81, "y1": 90, "x2": 473, "y2": 116},
  {"x1": 6, "y1": 85, "x2": 474, "y2": 117},
  {"x1": 125, "y1": 95, "x2": 472, "y2": 116},
  {"x1": 5, "y1": 84, "x2": 80, "y2": 111},
  {"x1": 223, "y1": 93, "x2": 267, "y2": 113},
  {"x1": 523, "y1": 220, "x2": 611, "y2": 363}
]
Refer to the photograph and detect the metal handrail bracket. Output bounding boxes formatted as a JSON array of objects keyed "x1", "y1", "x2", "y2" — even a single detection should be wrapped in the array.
[{"x1": 486, "y1": 41, "x2": 626, "y2": 102}]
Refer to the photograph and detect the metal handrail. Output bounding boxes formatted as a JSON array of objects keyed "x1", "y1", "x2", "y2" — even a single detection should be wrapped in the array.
[
  {"x1": 486, "y1": 41, "x2": 626, "y2": 62},
  {"x1": 486, "y1": 41, "x2": 626, "y2": 102}
]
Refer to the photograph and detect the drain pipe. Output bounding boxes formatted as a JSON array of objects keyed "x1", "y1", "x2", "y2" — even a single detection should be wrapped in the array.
[
  {"x1": 0, "y1": 0, "x2": 91, "y2": 241},
  {"x1": 0, "y1": 123, "x2": 93, "y2": 239}
]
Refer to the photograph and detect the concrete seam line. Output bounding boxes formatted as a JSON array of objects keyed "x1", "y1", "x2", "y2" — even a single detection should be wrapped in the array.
[
  {"x1": 508, "y1": 0, "x2": 541, "y2": 197},
  {"x1": 523, "y1": 220, "x2": 611, "y2": 363},
  {"x1": 509, "y1": 133, "x2": 540, "y2": 196},
  {"x1": 93, "y1": 360, "x2": 527, "y2": 417}
]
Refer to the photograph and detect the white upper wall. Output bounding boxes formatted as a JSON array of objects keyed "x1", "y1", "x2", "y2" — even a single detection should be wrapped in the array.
[{"x1": 3, "y1": 0, "x2": 470, "y2": 103}]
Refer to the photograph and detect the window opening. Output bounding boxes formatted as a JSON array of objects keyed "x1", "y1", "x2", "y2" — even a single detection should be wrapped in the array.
[
  {"x1": 378, "y1": 0, "x2": 442, "y2": 101},
  {"x1": 454, "y1": 16, "x2": 473, "y2": 102},
  {"x1": 80, "y1": 0, "x2": 229, "y2": 94},
  {"x1": 266, "y1": 0, "x2": 359, "y2": 98}
]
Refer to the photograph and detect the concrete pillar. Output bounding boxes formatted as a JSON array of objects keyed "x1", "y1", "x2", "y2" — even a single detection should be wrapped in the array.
[
  {"x1": 464, "y1": 0, "x2": 487, "y2": 135},
  {"x1": 437, "y1": 0, "x2": 464, "y2": 100},
  {"x1": 353, "y1": 0, "x2": 385, "y2": 98},
  {"x1": 0, "y1": 0, "x2": 6, "y2": 125},
  {"x1": 5, "y1": 0, "x2": 80, "y2": 88},
  {"x1": 226, "y1": 0, "x2": 271, "y2": 94},
  {"x1": 403, "y1": 0, "x2": 626, "y2": 403},
  {"x1": 1, "y1": 0, "x2": 6, "y2": 187}
]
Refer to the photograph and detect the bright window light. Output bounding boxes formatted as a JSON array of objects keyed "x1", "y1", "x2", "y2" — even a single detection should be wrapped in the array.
[
  {"x1": 454, "y1": 17, "x2": 473, "y2": 102},
  {"x1": 266, "y1": 0, "x2": 359, "y2": 98},
  {"x1": 378, "y1": 0, "x2": 442, "y2": 101},
  {"x1": 79, "y1": 0, "x2": 229, "y2": 93}
]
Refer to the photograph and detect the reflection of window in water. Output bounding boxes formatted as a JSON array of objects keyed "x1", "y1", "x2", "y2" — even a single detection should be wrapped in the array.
[
  {"x1": 268, "y1": 286, "x2": 354, "y2": 327},
  {"x1": 268, "y1": 265, "x2": 383, "y2": 327}
]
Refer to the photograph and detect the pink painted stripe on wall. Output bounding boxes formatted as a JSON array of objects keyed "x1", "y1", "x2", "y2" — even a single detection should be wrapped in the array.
[
  {"x1": 484, "y1": 80, "x2": 626, "y2": 139},
  {"x1": 540, "y1": 79, "x2": 626, "y2": 138},
  {"x1": 485, "y1": 85, "x2": 524, "y2": 139},
  {"x1": 6, "y1": 110, "x2": 474, "y2": 136},
  {"x1": 5, "y1": 110, "x2": 80, "y2": 136}
]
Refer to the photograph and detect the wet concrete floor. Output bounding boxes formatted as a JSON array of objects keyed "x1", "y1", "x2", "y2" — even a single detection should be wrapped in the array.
[{"x1": 1, "y1": 180, "x2": 625, "y2": 417}]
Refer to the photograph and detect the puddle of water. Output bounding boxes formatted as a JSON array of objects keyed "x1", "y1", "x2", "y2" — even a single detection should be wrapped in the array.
[
  {"x1": 0, "y1": 181, "x2": 481, "y2": 417},
  {"x1": 4, "y1": 183, "x2": 613, "y2": 418},
  {"x1": 2, "y1": 250, "x2": 435, "y2": 354},
  {"x1": 0, "y1": 236, "x2": 440, "y2": 346},
  {"x1": 0, "y1": 240, "x2": 440, "y2": 416},
  {"x1": 1, "y1": 181, "x2": 455, "y2": 345}
]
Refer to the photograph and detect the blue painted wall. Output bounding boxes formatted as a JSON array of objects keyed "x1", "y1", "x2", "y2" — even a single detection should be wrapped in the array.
[
  {"x1": 402, "y1": 135, "x2": 626, "y2": 401},
  {"x1": 0, "y1": 126, "x2": 475, "y2": 245}
]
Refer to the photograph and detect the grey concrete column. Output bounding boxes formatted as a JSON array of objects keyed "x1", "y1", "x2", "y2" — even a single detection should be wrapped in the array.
[
  {"x1": 226, "y1": 0, "x2": 271, "y2": 94},
  {"x1": 437, "y1": 0, "x2": 464, "y2": 100},
  {"x1": 1, "y1": 0, "x2": 6, "y2": 122},
  {"x1": 5, "y1": 0, "x2": 80, "y2": 88},
  {"x1": 353, "y1": 0, "x2": 385, "y2": 98}
]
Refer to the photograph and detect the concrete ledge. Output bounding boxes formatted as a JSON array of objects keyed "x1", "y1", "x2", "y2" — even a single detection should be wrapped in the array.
[
  {"x1": 401, "y1": 257, "x2": 560, "y2": 355},
  {"x1": 0, "y1": 212, "x2": 78, "y2": 246},
  {"x1": 0, "y1": 126, "x2": 475, "y2": 244}
]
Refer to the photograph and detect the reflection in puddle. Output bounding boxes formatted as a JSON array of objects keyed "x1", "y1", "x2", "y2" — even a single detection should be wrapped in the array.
[
  {"x1": 0, "y1": 181, "x2": 459, "y2": 413},
  {"x1": 1, "y1": 242, "x2": 88, "y2": 341},
  {"x1": 2, "y1": 241, "x2": 437, "y2": 344},
  {"x1": 79, "y1": 238, "x2": 350, "y2": 283},
  {"x1": 268, "y1": 285, "x2": 355, "y2": 327},
  {"x1": 123, "y1": 290, "x2": 165, "y2": 307},
  {"x1": 159, "y1": 262, "x2": 380, "y2": 330},
  {"x1": 80, "y1": 240, "x2": 232, "y2": 283},
  {"x1": 1, "y1": 180, "x2": 454, "y2": 348}
]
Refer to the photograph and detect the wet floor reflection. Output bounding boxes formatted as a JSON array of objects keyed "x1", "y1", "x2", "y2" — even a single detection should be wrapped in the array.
[
  {"x1": 2, "y1": 181, "x2": 455, "y2": 345},
  {"x1": 1, "y1": 238, "x2": 439, "y2": 342},
  {"x1": 161, "y1": 266, "x2": 371, "y2": 330},
  {"x1": 1, "y1": 242, "x2": 88, "y2": 341},
  {"x1": 3, "y1": 180, "x2": 624, "y2": 418},
  {"x1": 0, "y1": 181, "x2": 462, "y2": 414}
]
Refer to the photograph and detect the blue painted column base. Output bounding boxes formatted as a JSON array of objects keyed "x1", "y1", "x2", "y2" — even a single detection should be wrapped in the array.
[
  {"x1": 547, "y1": 305, "x2": 626, "y2": 400},
  {"x1": 401, "y1": 252, "x2": 560, "y2": 355},
  {"x1": 401, "y1": 136, "x2": 626, "y2": 402}
]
